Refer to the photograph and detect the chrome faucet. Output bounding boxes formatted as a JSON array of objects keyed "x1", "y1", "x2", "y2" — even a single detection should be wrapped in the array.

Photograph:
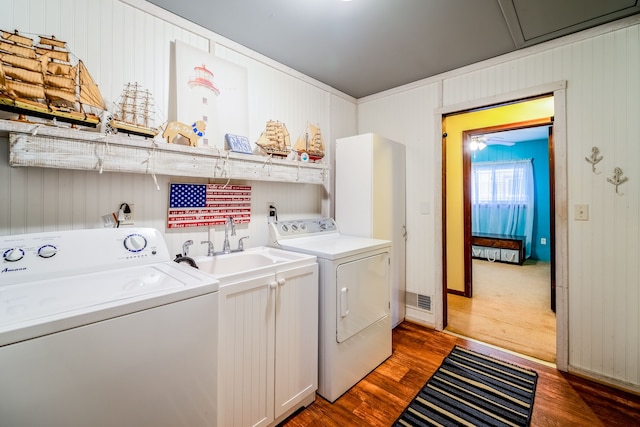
[
  {"x1": 201, "y1": 240, "x2": 214, "y2": 256},
  {"x1": 236, "y1": 236, "x2": 249, "y2": 252},
  {"x1": 182, "y1": 240, "x2": 194, "y2": 256},
  {"x1": 222, "y1": 217, "x2": 236, "y2": 254}
]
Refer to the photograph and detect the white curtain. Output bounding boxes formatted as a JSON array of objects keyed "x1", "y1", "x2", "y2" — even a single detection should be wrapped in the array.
[{"x1": 471, "y1": 159, "x2": 534, "y2": 258}]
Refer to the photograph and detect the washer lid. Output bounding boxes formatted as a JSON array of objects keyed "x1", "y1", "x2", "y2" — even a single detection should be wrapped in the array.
[
  {"x1": 0, "y1": 261, "x2": 218, "y2": 346},
  {"x1": 277, "y1": 233, "x2": 391, "y2": 260}
]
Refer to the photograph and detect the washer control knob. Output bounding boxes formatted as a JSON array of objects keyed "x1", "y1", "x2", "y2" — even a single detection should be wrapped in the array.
[
  {"x1": 3, "y1": 248, "x2": 25, "y2": 262},
  {"x1": 124, "y1": 234, "x2": 147, "y2": 252},
  {"x1": 38, "y1": 244, "x2": 58, "y2": 258}
]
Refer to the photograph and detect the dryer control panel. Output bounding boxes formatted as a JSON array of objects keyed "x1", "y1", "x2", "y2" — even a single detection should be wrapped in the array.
[{"x1": 269, "y1": 217, "x2": 338, "y2": 242}]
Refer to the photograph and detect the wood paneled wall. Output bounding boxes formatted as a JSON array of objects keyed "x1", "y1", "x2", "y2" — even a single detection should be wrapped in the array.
[
  {"x1": 358, "y1": 16, "x2": 640, "y2": 389},
  {"x1": 2, "y1": 0, "x2": 639, "y2": 392},
  {"x1": 358, "y1": 85, "x2": 442, "y2": 326},
  {"x1": 0, "y1": 0, "x2": 355, "y2": 257}
]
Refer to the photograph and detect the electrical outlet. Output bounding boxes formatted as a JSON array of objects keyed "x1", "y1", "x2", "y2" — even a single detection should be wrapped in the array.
[
  {"x1": 540, "y1": 237, "x2": 547, "y2": 245},
  {"x1": 574, "y1": 204, "x2": 589, "y2": 221},
  {"x1": 267, "y1": 202, "x2": 277, "y2": 223},
  {"x1": 120, "y1": 203, "x2": 135, "y2": 225}
]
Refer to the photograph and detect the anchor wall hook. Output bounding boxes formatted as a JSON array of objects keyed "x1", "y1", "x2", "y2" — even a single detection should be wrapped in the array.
[
  {"x1": 606, "y1": 167, "x2": 628, "y2": 195},
  {"x1": 585, "y1": 146, "x2": 603, "y2": 174}
]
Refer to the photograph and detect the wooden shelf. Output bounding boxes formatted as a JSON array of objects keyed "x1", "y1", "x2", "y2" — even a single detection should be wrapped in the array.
[{"x1": 0, "y1": 119, "x2": 328, "y2": 184}]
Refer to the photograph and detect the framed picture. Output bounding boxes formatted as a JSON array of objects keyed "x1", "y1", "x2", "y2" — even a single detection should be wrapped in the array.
[
  {"x1": 225, "y1": 134, "x2": 253, "y2": 154},
  {"x1": 173, "y1": 40, "x2": 249, "y2": 149}
]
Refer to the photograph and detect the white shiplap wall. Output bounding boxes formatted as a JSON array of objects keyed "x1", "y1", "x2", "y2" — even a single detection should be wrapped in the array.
[
  {"x1": 3, "y1": 0, "x2": 639, "y2": 392},
  {"x1": 357, "y1": 84, "x2": 441, "y2": 325},
  {"x1": 358, "y1": 17, "x2": 640, "y2": 389},
  {"x1": 0, "y1": 0, "x2": 355, "y2": 257}
]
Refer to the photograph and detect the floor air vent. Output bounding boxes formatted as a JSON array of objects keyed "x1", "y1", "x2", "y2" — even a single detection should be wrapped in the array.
[{"x1": 406, "y1": 292, "x2": 432, "y2": 312}]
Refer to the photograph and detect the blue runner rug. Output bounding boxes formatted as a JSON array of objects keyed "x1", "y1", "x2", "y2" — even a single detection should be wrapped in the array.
[{"x1": 394, "y1": 346, "x2": 538, "y2": 427}]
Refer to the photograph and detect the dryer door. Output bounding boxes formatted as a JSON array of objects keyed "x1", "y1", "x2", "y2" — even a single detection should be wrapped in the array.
[{"x1": 336, "y1": 252, "x2": 390, "y2": 343}]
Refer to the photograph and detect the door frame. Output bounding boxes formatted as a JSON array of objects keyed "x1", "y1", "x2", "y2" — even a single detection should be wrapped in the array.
[
  {"x1": 434, "y1": 81, "x2": 568, "y2": 371},
  {"x1": 462, "y1": 119, "x2": 555, "y2": 300}
]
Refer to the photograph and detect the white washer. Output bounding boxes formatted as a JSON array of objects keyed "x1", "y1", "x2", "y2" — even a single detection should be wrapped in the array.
[
  {"x1": 269, "y1": 218, "x2": 392, "y2": 402},
  {"x1": 0, "y1": 227, "x2": 219, "y2": 427}
]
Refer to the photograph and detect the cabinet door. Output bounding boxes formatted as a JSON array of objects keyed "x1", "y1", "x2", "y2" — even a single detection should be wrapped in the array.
[
  {"x1": 273, "y1": 264, "x2": 319, "y2": 420},
  {"x1": 390, "y1": 140, "x2": 406, "y2": 327},
  {"x1": 218, "y1": 274, "x2": 275, "y2": 427}
]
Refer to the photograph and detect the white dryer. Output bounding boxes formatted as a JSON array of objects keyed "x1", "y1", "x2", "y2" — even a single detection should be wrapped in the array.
[
  {"x1": 269, "y1": 218, "x2": 392, "y2": 402},
  {"x1": 0, "y1": 227, "x2": 219, "y2": 427}
]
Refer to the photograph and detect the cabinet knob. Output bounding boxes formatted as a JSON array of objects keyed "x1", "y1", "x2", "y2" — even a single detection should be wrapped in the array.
[
  {"x1": 269, "y1": 281, "x2": 278, "y2": 290},
  {"x1": 277, "y1": 278, "x2": 286, "y2": 286}
]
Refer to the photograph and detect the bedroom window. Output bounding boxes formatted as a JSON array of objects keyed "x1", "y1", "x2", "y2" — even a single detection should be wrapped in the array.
[
  {"x1": 473, "y1": 163, "x2": 529, "y2": 204},
  {"x1": 471, "y1": 159, "x2": 534, "y2": 257}
]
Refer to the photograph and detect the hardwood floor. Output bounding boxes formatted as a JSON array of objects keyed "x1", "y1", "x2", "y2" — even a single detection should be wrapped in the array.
[
  {"x1": 281, "y1": 322, "x2": 640, "y2": 426},
  {"x1": 447, "y1": 259, "x2": 556, "y2": 362}
]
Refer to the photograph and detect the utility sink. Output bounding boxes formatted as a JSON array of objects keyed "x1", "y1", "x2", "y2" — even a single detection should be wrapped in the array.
[{"x1": 194, "y1": 246, "x2": 315, "y2": 283}]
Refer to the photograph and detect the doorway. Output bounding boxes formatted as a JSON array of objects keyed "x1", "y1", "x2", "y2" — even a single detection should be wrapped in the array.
[
  {"x1": 441, "y1": 95, "x2": 557, "y2": 362},
  {"x1": 451, "y1": 123, "x2": 556, "y2": 362},
  {"x1": 464, "y1": 124, "x2": 555, "y2": 308}
]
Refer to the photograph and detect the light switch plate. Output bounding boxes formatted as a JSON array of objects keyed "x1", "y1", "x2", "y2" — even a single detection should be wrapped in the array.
[
  {"x1": 574, "y1": 204, "x2": 589, "y2": 221},
  {"x1": 420, "y1": 202, "x2": 430, "y2": 215}
]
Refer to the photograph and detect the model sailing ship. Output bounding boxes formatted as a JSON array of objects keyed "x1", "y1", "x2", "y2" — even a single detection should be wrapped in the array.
[
  {"x1": 294, "y1": 123, "x2": 325, "y2": 161},
  {"x1": 255, "y1": 120, "x2": 291, "y2": 157},
  {"x1": 0, "y1": 30, "x2": 105, "y2": 127},
  {"x1": 108, "y1": 82, "x2": 159, "y2": 138}
]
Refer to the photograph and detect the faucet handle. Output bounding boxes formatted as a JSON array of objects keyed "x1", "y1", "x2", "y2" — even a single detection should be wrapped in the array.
[
  {"x1": 237, "y1": 236, "x2": 249, "y2": 251},
  {"x1": 201, "y1": 240, "x2": 214, "y2": 256},
  {"x1": 182, "y1": 240, "x2": 194, "y2": 256}
]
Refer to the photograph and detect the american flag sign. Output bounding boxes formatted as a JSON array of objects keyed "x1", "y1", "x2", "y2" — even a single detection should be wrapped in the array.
[{"x1": 167, "y1": 183, "x2": 251, "y2": 228}]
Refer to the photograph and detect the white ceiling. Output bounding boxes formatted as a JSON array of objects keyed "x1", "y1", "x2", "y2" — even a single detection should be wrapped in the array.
[{"x1": 146, "y1": 0, "x2": 640, "y2": 98}]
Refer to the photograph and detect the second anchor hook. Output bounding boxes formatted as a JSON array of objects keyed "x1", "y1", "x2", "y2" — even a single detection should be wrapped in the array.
[{"x1": 606, "y1": 167, "x2": 629, "y2": 195}]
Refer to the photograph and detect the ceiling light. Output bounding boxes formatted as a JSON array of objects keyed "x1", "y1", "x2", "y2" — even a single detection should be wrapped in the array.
[{"x1": 470, "y1": 137, "x2": 487, "y2": 151}]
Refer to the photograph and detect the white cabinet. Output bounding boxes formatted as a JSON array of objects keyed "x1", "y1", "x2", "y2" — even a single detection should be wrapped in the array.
[
  {"x1": 335, "y1": 133, "x2": 406, "y2": 327},
  {"x1": 273, "y1": 265, "x2": 318, "y2": 420},
  {"x1": 217, "y1": 263, "x2": 318, "y2": 427}
]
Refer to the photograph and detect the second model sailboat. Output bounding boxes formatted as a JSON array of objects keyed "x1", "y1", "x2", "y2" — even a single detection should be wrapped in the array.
[
  {"x1": 108, "y1": 82, "x2": 159, "y2": 138},
  {"x1": 255, "y1": 120, "x2": 291, "y2": 157},
  {"x1": 294, "y1": 123, "x2": 325, "y2": 161}
]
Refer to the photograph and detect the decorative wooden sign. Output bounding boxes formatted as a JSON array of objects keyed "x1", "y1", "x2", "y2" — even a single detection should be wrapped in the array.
[{"x1": 167, "y1": 183, "x2": 251, "y2": 228}]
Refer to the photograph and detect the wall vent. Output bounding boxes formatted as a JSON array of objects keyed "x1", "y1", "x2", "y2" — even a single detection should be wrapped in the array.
[{"x1": 406, "y1": 292, "x2": 432, "y2": 312}]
